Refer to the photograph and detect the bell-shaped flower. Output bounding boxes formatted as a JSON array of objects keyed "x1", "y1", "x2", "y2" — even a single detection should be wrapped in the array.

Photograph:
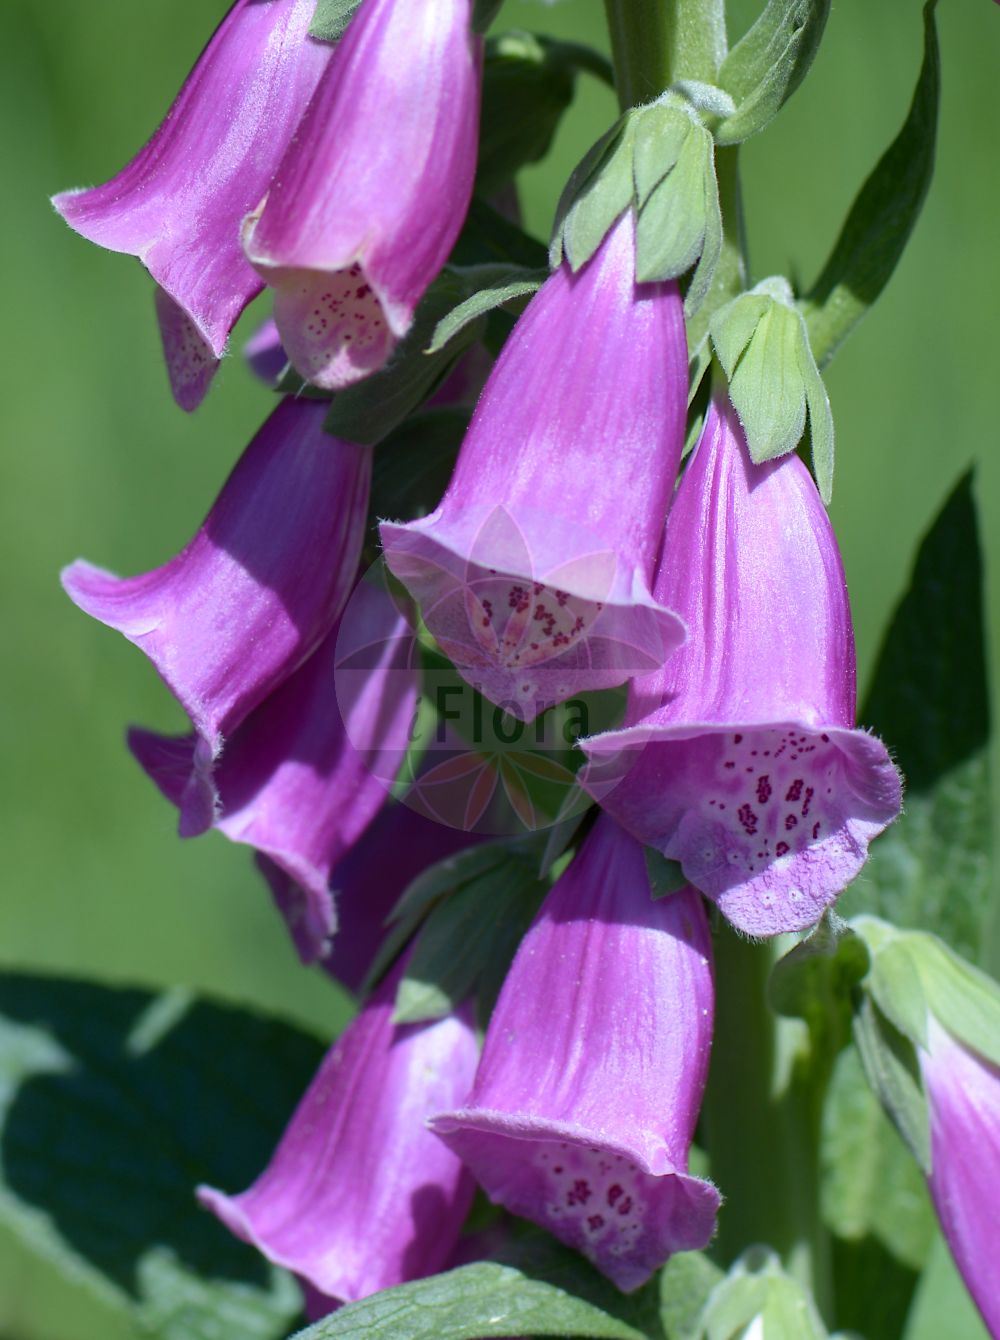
[
  {"x1": 919, "y1": 1018, "x2": 1000, "y2": 1335},
  {"x1": 128, "y1": 579, "x2": 417, "y2": 961},
  {"x1": 63, "y1": 398, "x2": 371, "y2": 834},
  {"x1": 197, "y1": 957, "x2": 479, "y2": 1304},
  {"x1": 381, "y1": 211, "x2": 687, "y2": 722},
  {"x1": 53, "y1": 0, "x2": 332, "y2": 410},
  {"x1": 244, "y1": 0, "x2": 481, "y2": 390},
  {"x1": 431, "y1": 815, "x2": 719, "y2": 1292},
  {"x1": 582, "y1": 395, "x2": 901, "y2": 937}
]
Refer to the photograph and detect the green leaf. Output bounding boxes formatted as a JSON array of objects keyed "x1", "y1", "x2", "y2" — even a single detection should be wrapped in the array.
[
  {"x1": 822, "y1": 1044, "x2": 936, "y2": 1275},
  {"x1": 659, "y1": 1252, "x2": 724, "y2": 1340},
  {"x1": 852, "y1": 995, "x2": 930, "y2": 1171},
  {"x1": 716, "y1": 0, "x2": 832, "y2": 145},
  {"x1": 316, "y1": 273, "x2": 484, "y2": 446},
  {"x1": 471, "y1": 0, "x2": 503, "y2": 33},
  {"x1": 803, "y1": 1, "x2": 940, "y2": 367},
  {"x1": 903, "y1": 1235, "x2": 992, "y2": 1340},
  {"x1": 455, "y1": 197, "x2": 550, "y2": 271},
  {"x1": 839, "y1": 473, "x2": 992, "y2": 960},
  {"x1": 294, "y1": 1235, "x2": 659, "y2": 1339},
  {"x1": 428, "y1": 263, "x2": 546, "y2": 354},
  {"x1": 698, "y1": 1247, "x2": 829, "y2": 1339},
  {"x1": 645, "y1": 850, "x2": 688, "y2": 901},
  {"x1": 394, "y1": 846, "x2": 548, "y2": 1024},
  {"x1": 0, "y1": 973, "x2": 324, "y2": 1340},
  {"x1": 309, "y1": 0, "x2": 361, "y2": 41},
  {"x1": 477, "y1": 33, "x2": 611, "y2": 196}
]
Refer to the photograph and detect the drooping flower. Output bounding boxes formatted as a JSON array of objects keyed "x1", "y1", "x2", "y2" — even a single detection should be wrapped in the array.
[
  {"x1": 581, "y1": 395, "x2": 901, "y2": 937},
  {"x1": 244, "y1": 0, "x2": 481, "y2": 391},
  {"x1": 381, "y1": 210, "x2": 687, "y2": 722},
  {"x1": 919, "y1": 1018, "x2": 1000, "y2": 1335},
  {"x1": 63, "y1": 399, "x2": 371, "y2": 834},
  {"x1": 431, "y1": 815, "x2": 719, "y2": 1292},
  {"x1": 198, "y1": 957, "x2": 478, "y2": 1304},
  {"x1": 53, "y1": 0, "x2": 332, "y2": 410},
  {"x1": 128, "y1": 579, "x2": 418, "y2": 961}
]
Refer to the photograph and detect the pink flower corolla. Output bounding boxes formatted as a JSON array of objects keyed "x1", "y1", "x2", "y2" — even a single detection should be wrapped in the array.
[
  {"x1": 62, "y1": 399, "x2": 370, "y2": 834},
  {"x1": 198, "y1": 956, "x2": 478, "y2": 1304},
  {"x1": 582, "y1": 395, "x2": 901, "y2": 937},
  {"x1": 244, "y1": 0, "x2": 481, "y2": 390},
  {"x1": 128, "y1": 579, "x2": 417, "y2": 963},
  {"x1": 52, "y1": 0, "x2": 332, "y2": 409},
  {"x1": 431, "y1": 816, "x2": 719, "y2": 1291},
  {"x1": 919, "y1": 1018, "x2": 1000, "y2": 1337},
  {"x1": 381, "y1": 211, "x2": 687, "y2": 722}
]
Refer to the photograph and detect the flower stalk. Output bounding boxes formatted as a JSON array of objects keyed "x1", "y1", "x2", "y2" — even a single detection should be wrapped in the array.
[{"x1": 602, "y1": 0, "x2": 725, "y2": 107}]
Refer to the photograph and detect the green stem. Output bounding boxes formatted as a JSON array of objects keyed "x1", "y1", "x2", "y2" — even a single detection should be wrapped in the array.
[
  {"x1": 703, "y1": 929, "x2": 833, "y2": 1320},
  {"x1": 602, "y1": 0, "x2": 727, "y2": 109}
]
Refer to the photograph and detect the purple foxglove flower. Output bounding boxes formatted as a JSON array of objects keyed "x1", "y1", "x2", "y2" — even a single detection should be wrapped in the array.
[
  {"x1": 244, "y1": 0, "x2": 481, "y2": 391},
  {"x1": 381, "y1": 211, "x2": 687, "y2": 722},
  {"x1": 53, "y1": 0, "x2": 332, "y2": 411},
  {"x1": 919, "y1": 1018, "x2": 1000, "y2": 1336},
  {"x1": 63, "y1": 399, "x2": 371, "y2": 834},
  {"x1": 243, "y1": 317, "x2": 287, "y2": 386},
  {"x1": 128, "y1": 579, "x2": 417, "y2": 960},
  {"x1": 198, "y1": 957, "x2": 479, "y2": 1304},
  {"x1": 431, "y1": 815, "x2": 719, "y2": 1292},
  {"x1": 581, "y1": 395, "x2": 902, "y2": 937}
]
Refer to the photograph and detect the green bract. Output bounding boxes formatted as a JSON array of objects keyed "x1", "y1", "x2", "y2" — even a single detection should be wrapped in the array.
[
  {"x1": 550, "y1": 91, "x2": 725, "y2": 315},
  {"x1": 697, "y1": 1247, "x2": 830, "y2": 1340},
  {"x1": 709, "y1": 277, "x2": 834, "y2": 502}
]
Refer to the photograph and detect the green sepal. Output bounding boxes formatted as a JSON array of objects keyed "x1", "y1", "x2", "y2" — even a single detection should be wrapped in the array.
[
  {"x1": 644, "y1": 849, "x2": 688, "y2": 900},
  {"x1": 658, "y1": 1252, "x2": 724, "y2": 1340},
  {"x1": 551, "y1": 117, "x2": 636, "y2": 272},
  {"x1": 710, "y1": 278, "x2": 834, "y2": 500},
  {"x1": 477, "y1": 33, "x2": 612, "y2": 196},
  {"x1": 309, "y1": 0, "x2": 361, "y2": 41},
  {"x1": 697, "y1": 1246, "x2": 829, "y2": 1339},
  {"x1": 803, "y1": 0, "x2": 940, "y2": 367},
  {"x1": 551, "y1": 95, "x2": 723, "y2": 312},
  {"x1": 428, "y1": 263, "x2": 546, "y2": 354},
  {"x1": 852, "y1": 992, "x2": 930, "y2": 1172},
  {"x1": 715, "y1": 0, "x2": 832, "y2": 145},
  {"x1": 769, "y1": 914, "x2": 870, "y2": 1057}
]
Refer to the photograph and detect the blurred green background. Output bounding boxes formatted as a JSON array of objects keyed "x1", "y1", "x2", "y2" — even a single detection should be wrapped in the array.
[{"x1": 1, "y1": 0, "x2": 997, "y2": 1335}]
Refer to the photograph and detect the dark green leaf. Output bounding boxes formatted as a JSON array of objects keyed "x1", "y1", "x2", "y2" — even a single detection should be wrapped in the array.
[
  {"x1": 471, "y1": 0, "x2": 503, "y2": 33},
  {"x1": 645, "y1": 850, "x2": 688, "y2": 900},
  {"x1": 294, "y1": 1234, "x2": 659, "y2": 1339},
  {"x1": 0, "y1": 973, "x2": 324, "y2": 1340},
  {"x1": 394, "y1": 846, "x2": 548, "y2": 1024},
  {"x1": 769, "y1": 915, "x2": 869, "y2": 1057},
  {"x1": 840, "y1": 473, "x2": 992, "y2": 961},
  {"x1": 309, "y1": 0, "x2": 360, "y2": 41},
  {"x1": 803, "y1": 1, "x2": 939, "y2": 366},
  {"x1": 452, "y1": 196, "x2": 550, "y2": 270},
  {"x1": 716, "y1": 0, "x2": 831, "y2": 145},
  {"x1": 369, "y1": 408, "x2": 469, "y2": 530},
  {"x1": 478, "y1": 34, "x2": 611, "y2": 196},
  {"x1": 428, "y1": 264, "x2": 546, "y2": 354}
]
